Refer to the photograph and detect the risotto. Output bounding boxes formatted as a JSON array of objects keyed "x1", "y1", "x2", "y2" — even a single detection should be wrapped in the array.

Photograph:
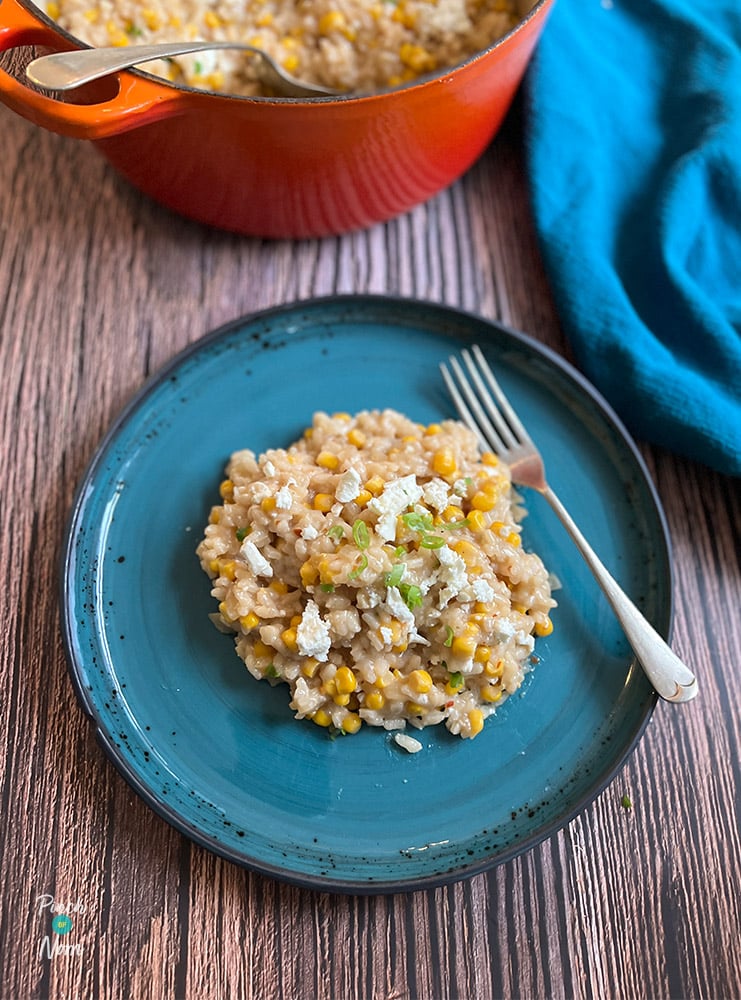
[
  {"x1": 47, "y1": 0, "x2": 521, "y2": 96},
  {"x1": 196, "y1": 409, "x2": 556, "y2": 741}
]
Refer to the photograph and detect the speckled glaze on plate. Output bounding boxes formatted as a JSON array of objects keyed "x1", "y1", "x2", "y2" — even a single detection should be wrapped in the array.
[{"x1": 61, "y1": 295, "x2": 667, "y2": 893}]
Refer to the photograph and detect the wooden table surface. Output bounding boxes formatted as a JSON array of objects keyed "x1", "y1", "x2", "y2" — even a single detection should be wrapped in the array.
[{"x1": 1, "y1": 80, "x2": 739, "y2": 1000}]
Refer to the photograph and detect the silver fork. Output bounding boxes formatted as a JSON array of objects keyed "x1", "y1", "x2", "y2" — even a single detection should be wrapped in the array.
[{"x1": 441, "y1": 344, "x2": 698, "y2": 704}]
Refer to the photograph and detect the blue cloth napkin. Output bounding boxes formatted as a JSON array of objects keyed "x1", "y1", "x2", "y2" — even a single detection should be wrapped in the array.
[{"x1": 524, "y1": 0, "x2": 741, "y2": 477}]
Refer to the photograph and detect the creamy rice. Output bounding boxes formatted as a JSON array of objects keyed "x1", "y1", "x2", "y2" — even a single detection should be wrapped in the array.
[
  {"x1": 196, "y1": 409, "x2": 555, "y2": 740},
  {"x1": 47, "y1": 0, "x2": 520, "y2": 96}
]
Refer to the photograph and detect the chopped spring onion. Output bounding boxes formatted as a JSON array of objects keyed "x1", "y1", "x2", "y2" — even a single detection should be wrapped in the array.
[
  {"x1": 320, "y1": 583, "x2": 335, "y2": 593},
  {"x1": 235, "y1": 526, "x2": 249, "y2": 542},
  {"x1": 386, "y1": 563, "x2": 405, "y2": 588},
  {"x1": 352, "y1": 519, "x2": 369, "y2": 550},
  {"x1": 401, "y1": 511, "x2": 434, "y2": 533},
  {"x1": 327, "y1": 525, "x2": 345, "y2": 540},
  {"x1": 448, "y1": 670, "x2": 464, "y2": 689},
  {"x1": 444, "y1": 625, "x2": 454, "y2": 647},
  {"x1": 420, "y1": 534, "x2": 445, "y2": 549},
  {"x1": 399, "y1": 582, "x2": 423, "y2": 610},
  {"x1": 441, "y1": 517, "x2": 470, "y2": 531},
  {"x1": 348, "y1": 554, "x2": 368, "y2": 579},
  {"x1": 265, "y1": 664, "x2": 279, "y2": 678}
]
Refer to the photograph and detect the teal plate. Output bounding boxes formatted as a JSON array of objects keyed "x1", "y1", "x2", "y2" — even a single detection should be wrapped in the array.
[{"x1": 61, "y1": 295, "x2": 668, "y2": 893}]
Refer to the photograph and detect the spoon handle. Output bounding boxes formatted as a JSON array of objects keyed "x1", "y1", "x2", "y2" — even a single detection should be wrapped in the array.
[
  {"x1": 26, "y1": 41, "x2": 339, "y2": 96},
  {"x1": 26, "y1": 42, "x2": 233, "y2": 90}
]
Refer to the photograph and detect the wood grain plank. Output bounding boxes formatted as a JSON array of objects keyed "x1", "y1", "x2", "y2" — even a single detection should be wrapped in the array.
[{"x1": 0, "y1": 96, "x2": 739, "y2": 1000}]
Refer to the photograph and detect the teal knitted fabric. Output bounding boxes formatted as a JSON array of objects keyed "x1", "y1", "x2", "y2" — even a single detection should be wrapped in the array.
[{"x1": 525, "y1": 0, "x2": 741, "y2": 475}]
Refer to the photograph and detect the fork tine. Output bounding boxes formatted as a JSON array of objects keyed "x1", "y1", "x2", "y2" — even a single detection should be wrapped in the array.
[
  {"x1": 470, "y1": 345, "x2": 534, "y2": 446},
  {"x1": 460, "y1": 348, "x2": 521, "y2": 451},
  {"x1": 439, "y1": 361, "x2": 490, "y2": 451},
  {"x1": 440, "y1": 356, "x2": 508, "y2": 455}
]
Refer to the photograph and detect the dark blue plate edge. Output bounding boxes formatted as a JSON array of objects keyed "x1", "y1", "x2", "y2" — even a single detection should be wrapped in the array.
[{"x1": 58, "y1": 293, "x2": 667, "y2": 896}]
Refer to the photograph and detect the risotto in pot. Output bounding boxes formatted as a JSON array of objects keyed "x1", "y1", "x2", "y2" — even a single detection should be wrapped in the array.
[
  {"x1": 47, "y1": 0, "x2": 520, "y2": 96},
  {"x1": 196, "y1": 409, "x2": 556, "y2": 741}
]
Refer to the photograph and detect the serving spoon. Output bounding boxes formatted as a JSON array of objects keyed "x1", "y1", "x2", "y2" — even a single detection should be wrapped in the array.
[{"x1": 26, "y1": 41, "x2": 341, "y2": 97}]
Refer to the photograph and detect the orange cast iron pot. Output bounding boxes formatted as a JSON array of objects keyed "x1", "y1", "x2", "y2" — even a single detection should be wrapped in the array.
[{"x1": 0, "y1": 0, "x2": 553, "y2": 238}]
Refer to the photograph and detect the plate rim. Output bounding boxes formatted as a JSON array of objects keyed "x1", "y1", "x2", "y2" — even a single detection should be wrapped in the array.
[{"x1": 59, "y1": 293, "x2": 666, "y2": 893}]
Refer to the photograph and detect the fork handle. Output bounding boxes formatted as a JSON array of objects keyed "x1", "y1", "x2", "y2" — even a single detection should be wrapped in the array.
[{"x1": 541, "y1": 486, "x2": 698, "y2": 703}]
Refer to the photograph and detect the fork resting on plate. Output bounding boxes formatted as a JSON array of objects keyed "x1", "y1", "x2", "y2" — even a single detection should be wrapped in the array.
[{"x1": 441, "y1": 345, "x2": 698, "y2": 704}]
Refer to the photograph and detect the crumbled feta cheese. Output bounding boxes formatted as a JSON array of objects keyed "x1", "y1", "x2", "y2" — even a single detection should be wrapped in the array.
[
  {"x1": 422, "y1": 478, "x2": 450, "y2": 512},
  {"x1": 368, "y1": 474, "x2": 423, "y2": 541},
  {"x1": 452, "y1": 478, "x2": 470, "y2": 496},
  {"x1": 275, "y1": 485, "x2": 292, "y2": 509},
  {"x1": 495, "y1": 619, "x2": 516, "y2": 639},
  {"x1": 335, "y1": 467, "x2": 362, "y2": 503},
  {"x1": 301, "y1": 524, "x2": 319, "y2": 540},
  {"x1": 385, "y1": 587, "x2": 430, "y2": 646},
  {"x1": 436, "y1": 544, "x2": 468, "y2": 605},
  {"x1": 240, "y1": 539, "x2": 273, "y2": 578},
  {"x1": 296, "y1": 600, "x2": 331, "y2": 661},
  {"x1": 515, "y1": 630, "x2": 535, "y2": 653},
  {"x1": 472, "y1": 578, "x2": 496, "y2": 602},
  {"x1": 263, "y1": 460, "x2": 276, "y2": 477},
  {"x1": 379, "y1": 626, "x2": 393, "y2": 645},
  {"x1": 394, "y1": 732, "x2": 423, "y2": 753},
  {"x1": 386, "y1": 585, "x2": 416, "y2": 627}
]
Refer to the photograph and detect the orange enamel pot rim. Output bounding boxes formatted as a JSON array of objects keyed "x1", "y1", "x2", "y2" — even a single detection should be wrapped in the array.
[
  {"x1": 2, "y1": 0, "x2": 554, "y2": 108},
  {"x1": 0, "y1": 0, "x2": 555, "y2": 234}
]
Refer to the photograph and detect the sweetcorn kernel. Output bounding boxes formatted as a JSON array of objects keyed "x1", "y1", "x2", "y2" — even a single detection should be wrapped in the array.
[
  {"x1": 409, "y1": 669, "x2": 433, "y2": 694},
  {"x1": 452, "y1": 635, "x2": 476, "y2": 657},
  {"x1": 432, "y1": 447, "x2": 456, "y2": 477},
  {"x1": 341, "y1": 713, "x2": 362, "y2": 734},
  {"x1": 301, "y1": 657, "x2": 320, "y2": 678},
  {"x1": 467, "y1": 509, "x2": 487, "y2": 531},
  {"x1": 365, "y1": 690, "x2": 385, "y2": 711},
  {"x1": 485, "y1": 659, "x2": 504, "y2": 677},
  {"x1": 468, "y1": 709, "x2": 484, "y2": 736},
  {"x1": 281, "y1": 627, "x2": 298, "y2": 652},
  {"x1": 471, "y1": 491, "x2": 497, "y2": 511},
  {"x1": 535, "y1": 617, "x2": 554, "y2": 637},
  {"x1": 316, "y1": 451, "x2": 340, "y2": 470},
  {"x1": 335, "y1": 666, "x2": 357, "y2": 694},
  {"x1": 347, "y1": 428, "x2": 366, "y2": 447}
]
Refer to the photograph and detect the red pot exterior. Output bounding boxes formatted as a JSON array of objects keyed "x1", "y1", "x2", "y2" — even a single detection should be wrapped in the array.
[{"x1": 0, "y1": 0, "x2": 553, "y2": 237}]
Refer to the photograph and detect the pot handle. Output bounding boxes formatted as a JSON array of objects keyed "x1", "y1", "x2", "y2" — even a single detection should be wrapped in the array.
[{"x1": 0, "y1": 0, "x2": 187, "y2": 138}]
